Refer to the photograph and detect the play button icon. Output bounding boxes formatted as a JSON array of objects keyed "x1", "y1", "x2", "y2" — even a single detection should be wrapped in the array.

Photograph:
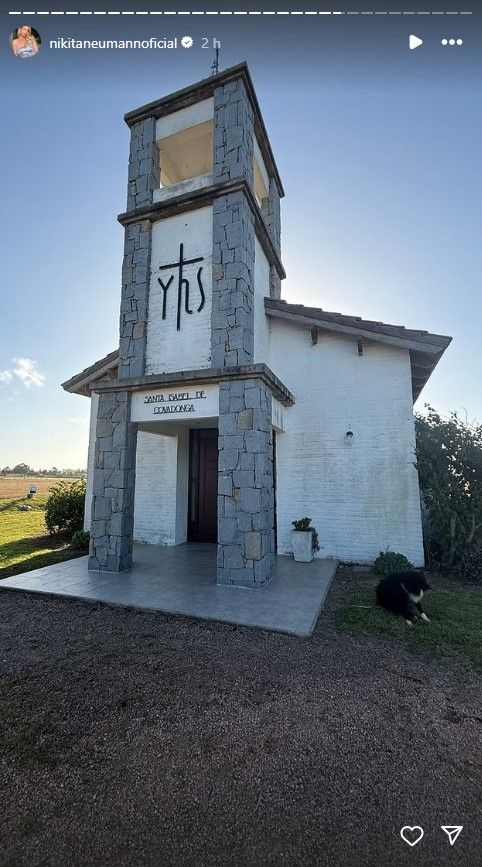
[{"x1": 409, "y1": 34, "x2": 423, "y2": 50}]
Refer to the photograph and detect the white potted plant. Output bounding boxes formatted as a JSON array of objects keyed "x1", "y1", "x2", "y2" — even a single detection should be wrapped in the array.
[{"x1": 291, "y1": 517, "x2": 320, "y2": 563}]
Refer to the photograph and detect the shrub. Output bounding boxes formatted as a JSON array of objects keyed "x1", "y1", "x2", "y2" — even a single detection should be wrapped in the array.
[
  {"x1": 71, "y1": 529, "x2": 90, "y2": 551},
  {"x1": 373, "y1": 550, "x2": 413, "y2": 577},
  {"x1": 292, "y1": 516, "x2": 320, "y2": 553},
  {"x1": 415, "y1": 406, "x2": 482, "y2": 573},
  {"x1": 454, "y1": 543, "x2": 482, "y2": 583},
  {"x1": 45, "y1": 480, "x2": 86, "y2": 538}
]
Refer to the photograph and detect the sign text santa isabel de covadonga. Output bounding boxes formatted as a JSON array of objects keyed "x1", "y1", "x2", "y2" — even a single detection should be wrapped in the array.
[{"x1": 144, "y1": 390, "x2": 207, "y2": 415}]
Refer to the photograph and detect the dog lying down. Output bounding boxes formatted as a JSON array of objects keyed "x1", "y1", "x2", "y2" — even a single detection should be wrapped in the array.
[{"x1": 376, "y1": 571, "x2": 431, "y2": 626}]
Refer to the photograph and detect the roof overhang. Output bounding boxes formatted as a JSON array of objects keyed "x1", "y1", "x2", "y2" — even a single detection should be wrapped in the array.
[
  {"x1": 61, "y1": 350, "x2": 119, "y2": 396},
  {"x1": 62, "y1": 303, "x2": 451, "y2": 405},
  {"x1": 265, "y1": 299, "x2": 452, "y2": 403}
]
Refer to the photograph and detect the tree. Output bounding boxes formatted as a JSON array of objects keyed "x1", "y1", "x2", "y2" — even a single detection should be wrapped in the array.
[
  {"x1": 12, "y1": 463, "x2": 32, "y2": 475},
  {"x1": 415, "y1": 406, "x2": 482, "y2": 573}
]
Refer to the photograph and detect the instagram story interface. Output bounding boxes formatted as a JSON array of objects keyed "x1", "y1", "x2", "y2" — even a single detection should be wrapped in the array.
[{"x1": 2, "y1": 3, "x2": 481, "y2": 866}]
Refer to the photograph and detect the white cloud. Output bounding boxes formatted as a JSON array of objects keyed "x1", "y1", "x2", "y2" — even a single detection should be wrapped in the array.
[
  {"x1": 68, "y1": 417, "x2": 88, "y2": 425},
  {"x1": 0, "y1": 358, "x2": 45, "y2": 388}
]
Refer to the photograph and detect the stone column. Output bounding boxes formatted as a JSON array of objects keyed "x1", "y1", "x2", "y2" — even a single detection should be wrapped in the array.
[
  {"x1": 261, "y1": 177, "x2": 281, "y2": 300},
  {"x1": 88, "y1": 390, "x2": 137, "y2": 572},
  {"x1": 213, "y1": 79, "x2": 254, "y2": 187},
  {"x1": 211, "y1": 78, "x2": 256, "y2": 371},
  {"x1": 211, "y1": 191, "x2": 255, "y2": 368},
  {"x1": 126, "y1": 117, "x2": 160, "y2": 212},
  {"x1": 119, "y1": 116, "x2": 160, "y2": 380},
  {"x1": 118, "y1": 219, "x2": 151, "y2": 379},
  {"x1": 217, "y1": 378, "x2": 275, "y2": 587}
]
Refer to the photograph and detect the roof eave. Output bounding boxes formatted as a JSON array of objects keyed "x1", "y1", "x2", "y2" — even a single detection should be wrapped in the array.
[
  {"x1": 61, "y1": 351, "x2": 119, "y2": 396},
  {"x1": 264, "y1": 299, "x2": 452, "y2": 404}
]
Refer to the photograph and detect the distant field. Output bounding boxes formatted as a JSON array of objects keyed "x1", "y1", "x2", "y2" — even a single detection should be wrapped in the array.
[
  {"x1": 0, "y1": 476, "x2": 83, "y2": 499},
  {"x1": 0, "y1": 480, "x2": 84, "y2": 579}
]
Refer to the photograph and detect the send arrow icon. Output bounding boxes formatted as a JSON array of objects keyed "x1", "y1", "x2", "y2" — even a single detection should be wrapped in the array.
[
  {"x1": 409, "y1": 34, "x2": 423, "y2": 50},
  {"x1": 441, "y1": 826, "x2": 463, "y2": 846}
]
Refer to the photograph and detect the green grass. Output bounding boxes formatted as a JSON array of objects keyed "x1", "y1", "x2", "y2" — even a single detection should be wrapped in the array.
[
  {"x1": 0, "y1": 494, "x2": 82, "y2": 580},
  {"x1": 332, "y1": 574, "x2": 482, "y2": 669}
]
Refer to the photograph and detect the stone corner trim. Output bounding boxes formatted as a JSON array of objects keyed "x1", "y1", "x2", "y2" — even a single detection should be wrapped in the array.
[
  {"x1": 217, "y1": 377, "x2": 276, "y2": 588},
  {"x1": 88, "y1": 390, "x2": 137, "y2": 573}
]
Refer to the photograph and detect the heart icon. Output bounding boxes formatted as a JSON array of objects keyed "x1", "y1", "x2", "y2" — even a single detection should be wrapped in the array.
[{"x1": 400, "y1": 826, "x2": 424, "y2": 847}]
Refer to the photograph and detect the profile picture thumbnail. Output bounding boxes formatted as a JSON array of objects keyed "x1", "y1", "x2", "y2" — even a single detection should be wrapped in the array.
[{"x1": 10, "y1": 24, "x2": 41, "y2": 59}]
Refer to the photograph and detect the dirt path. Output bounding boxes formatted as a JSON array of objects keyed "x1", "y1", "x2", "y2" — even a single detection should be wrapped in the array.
[{"x1": 0, "y1": 581, "x2": 480, "y2": 866}]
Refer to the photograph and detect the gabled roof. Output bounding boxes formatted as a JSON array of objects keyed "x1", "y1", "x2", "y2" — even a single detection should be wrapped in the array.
[
  {"x1": 264, "y1": 298, "x2": 452, "y2": 402},
  {"x1": 61, "y1": 349, "x2": 118, "y2": 396},
  {"x1": 62, "y1": 302, "x2": 451, "y2": 404}
]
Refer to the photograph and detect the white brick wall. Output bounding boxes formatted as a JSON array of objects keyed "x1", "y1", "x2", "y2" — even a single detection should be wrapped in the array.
[
  {"x1": 146, "y1": 206, "x2": 213, "y2": 374},
  {"x1": 271, "y1": 320, "x2": 424, "y2": 565},
  {"x1": 133, "y1": 429, "x2": 186, "y2": 546},
  {"x1": 83, "y1": 312, "x2": 425, "y2": 565},
  {"x1": 83, "y1": 391, "x2": 99, "y2": 531}
]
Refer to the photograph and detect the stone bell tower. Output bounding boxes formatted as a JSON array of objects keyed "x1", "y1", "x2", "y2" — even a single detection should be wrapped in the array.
[{"x1": 88, "y1": 63, "x2": 290, "y2": 587}]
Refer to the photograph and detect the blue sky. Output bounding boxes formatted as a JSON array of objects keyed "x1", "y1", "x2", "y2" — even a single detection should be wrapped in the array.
[{"x1": 1, "y1": 6, "x2": 481, "y2": 469}]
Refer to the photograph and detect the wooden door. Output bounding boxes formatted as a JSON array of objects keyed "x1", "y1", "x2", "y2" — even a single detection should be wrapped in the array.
[{"x1": 188, "y1": 428, "x2": 218, "y2": 542}]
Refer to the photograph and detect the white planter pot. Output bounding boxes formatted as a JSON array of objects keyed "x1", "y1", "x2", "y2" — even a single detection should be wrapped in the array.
[{"x1": 291, "y1": 530, "x2": 313, "y2": 563}]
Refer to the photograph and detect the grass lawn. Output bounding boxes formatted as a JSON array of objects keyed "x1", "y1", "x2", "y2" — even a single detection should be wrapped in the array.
[
  {"x1": 0, "y1": 493, "x2": 83, "y2": 580},
  {"x1": 332, "y1": 568, "x2": 482, "y2": 669}
]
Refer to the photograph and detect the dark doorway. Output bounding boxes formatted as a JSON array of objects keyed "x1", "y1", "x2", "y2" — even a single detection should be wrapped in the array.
[{"x1": 188, "y1": 428, "x2": 218, "y2": 542}]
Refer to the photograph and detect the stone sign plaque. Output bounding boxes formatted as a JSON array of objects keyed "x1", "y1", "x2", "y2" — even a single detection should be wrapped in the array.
[{"x1": 131, "y1": 383, "x2": 219, "y2": 423}]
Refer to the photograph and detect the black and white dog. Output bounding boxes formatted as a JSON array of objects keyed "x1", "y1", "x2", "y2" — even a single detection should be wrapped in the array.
[{"x1": 376, "y1": 571, "x2": 431, "y2": 626}]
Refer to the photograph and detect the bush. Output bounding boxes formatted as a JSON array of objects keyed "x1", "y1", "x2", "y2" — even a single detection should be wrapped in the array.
[
  {"x1": 454, "y1": 543, "x2": 482, "y2": 583},
  {"x1": 45, "y1": 480, "x2": 86, "y2": 538},
  {"x1": 71, "y1": 529, "x2": 90, "y2": 551},
  {"x1": 292, "y1": 516, "x2": 320, "y2": 553},
  {"x1": 373, "y1": 550, "x2": 413, "y2": 577},
  {"x1": 415, "y1": 406, "x2": 482, "y2": 573}
]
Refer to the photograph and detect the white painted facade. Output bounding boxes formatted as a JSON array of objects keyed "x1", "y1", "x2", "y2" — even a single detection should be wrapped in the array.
[
  {"x1": 155, "y1": 97, "x2": 214, "y2": 141},
  {"x1": 133, "y1": 427, "x2": 189, "y2": 546},
  {"x1": 83, "y1": 391, "x2": 99, "y2": 531},
  {"x1": 146, "y1": 206, "x2": 213, "y2": 374},
  {"x1": 270, "y1": 320, "x2": 424, "y2": 565},
  {"x1": 83, "y1": 311, "x2": 424, "y2": 565}
]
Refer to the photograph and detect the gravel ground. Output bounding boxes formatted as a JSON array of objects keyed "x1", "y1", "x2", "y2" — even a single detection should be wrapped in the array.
[{"x1": 0, "y1": 573, "x2": 481, "y2": 867}]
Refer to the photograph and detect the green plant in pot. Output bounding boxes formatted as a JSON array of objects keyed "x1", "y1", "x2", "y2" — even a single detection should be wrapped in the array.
[{"x1": 291, "y1": 517, "x2": 320, "y2": 563}]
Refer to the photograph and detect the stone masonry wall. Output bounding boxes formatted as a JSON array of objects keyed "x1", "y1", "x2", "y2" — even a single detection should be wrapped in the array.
[
  {"x1": 211, "y1": 79, "x2": 256, "y2": 369},
  {"x1": 261, "y1": 176, "x2": 281, "y2": 300},
  {"x1": 119, "y1": 117, "x2": 160, "y2": 380},
  {"x1": 127, "y1": 117, "x2": 160, "y2": 212},
  {"x1": 211, "y1": 192, "x2": 255, "y2": 368},
  {"x1": 217, "y1": 378, "x2": 275, "y2": 587},
  {"x1": 213, "y1": 80, "x2": 254, "y2": 186},
  {"x1": 118, "y1": 219, "x2": 151, "y2": 379},
  {"x1": 88, "y1": 390, "x2": 137, "y2": 572}
]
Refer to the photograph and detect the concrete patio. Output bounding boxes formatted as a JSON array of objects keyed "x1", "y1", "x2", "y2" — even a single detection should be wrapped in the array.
[{"x1": 0, "y1": 544, "x2": 337, "y2": 637}]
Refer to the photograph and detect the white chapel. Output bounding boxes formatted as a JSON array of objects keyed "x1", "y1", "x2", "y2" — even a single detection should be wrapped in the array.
[{"x1": 62, "y1": 62, "x2": 451, "y2": 587}]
